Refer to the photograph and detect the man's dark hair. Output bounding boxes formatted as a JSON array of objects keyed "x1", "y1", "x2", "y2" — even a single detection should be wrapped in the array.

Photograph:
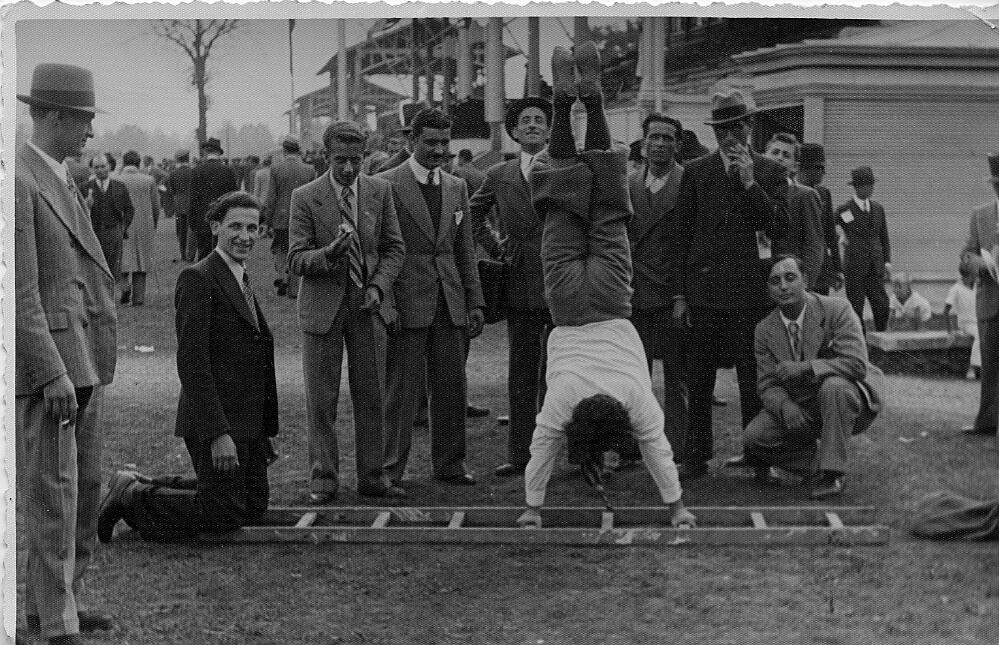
[
  {"x1": 565, "y1": 394, "x2": 635, "y2": 466},
  {"x1": 457, "y1": 148, "x2": 474, "y2": 163},
  {"x1": 323, "y1": 121, "x2": 368, "y2": 152},
  {"x1": 641, "y1": 113, "x2": 683, "y2": 139},
  {"x1": 410, "y1": 108, "x2": 452, "y2": 138},
  {"x1": 771, "y1": 253, "x2": 805, "y2": 277},
  {"x1": 122, "y1": 150, "x2": 141, "y2": 168},
  {"x1": 766, "y1": 132, "x2": 801, "y2": 161},
  {"x1": 206, "y1": 191, "x2": 262, "y2": 223},
  {"x1": 90, "y1": 152, "x2": 116, "y2": 170},
  {"x1": 247, "y1": 155, "x2": 260, "y2": 164},
  {"x1": 142, "y1": 155, "x2": 154, "y2": 165}
]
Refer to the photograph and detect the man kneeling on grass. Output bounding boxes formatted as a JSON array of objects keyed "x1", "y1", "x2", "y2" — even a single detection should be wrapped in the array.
[{"x1": 515, "y1": 43, "x2": 695, "y2": 530}]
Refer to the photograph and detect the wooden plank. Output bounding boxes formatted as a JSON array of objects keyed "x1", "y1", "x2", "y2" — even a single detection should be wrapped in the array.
[
  {"x1": 825, "y1": 512, "x2": 845, "y2": 530},
  {"x1": 371, "y1": 512, "x2": 392, "y2": 528},
  {"x1": 601, "y1": 512, "x2": 614, "y2": 530},
  {"x1": 448, "y1": 512, "x2": 466, "y2": 529},
  {"x1": 294, "y1": 512, "x2": 318, "y2": 529},
  {"x1": 750, "y1": 512, "x2": 768, "y2": 529}
]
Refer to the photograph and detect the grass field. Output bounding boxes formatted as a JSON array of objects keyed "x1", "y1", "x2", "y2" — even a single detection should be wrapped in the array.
[{"x1": 15, "y1": 225, "x2": 999, "y2": 644}]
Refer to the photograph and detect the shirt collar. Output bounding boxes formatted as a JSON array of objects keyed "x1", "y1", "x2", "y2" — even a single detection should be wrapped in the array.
[
  {"x1": 408, "y1": 155, "x2": 438, "y2": 185},
  {"x1": 852, "y1": 195, "x2": 870, "y2": 211},
  {"x1": 216, "y1": 246, "x2": 245, "y2": 284},
  {"x1": 328, "y1": 172, "x2": 358, "y2": 197},
  {"x1": 28, "y1": 141, "x2": 70, "y2": 184},
  {"x1": 779, "y1": 302, "x2": 807, "y2": 330}
]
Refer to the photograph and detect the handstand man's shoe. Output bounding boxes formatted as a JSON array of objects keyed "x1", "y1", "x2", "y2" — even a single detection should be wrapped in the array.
[
  {"x1": 574, "y1": 41, "x2": 602, "y2": 100},
  {"x1": 551, "y1": 46, "x2": 577, "y2": 101}
]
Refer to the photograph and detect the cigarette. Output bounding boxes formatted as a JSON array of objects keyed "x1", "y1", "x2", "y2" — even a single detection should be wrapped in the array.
[{"x1": 59, "y1": 419, "x2": 71, "y2": 427}]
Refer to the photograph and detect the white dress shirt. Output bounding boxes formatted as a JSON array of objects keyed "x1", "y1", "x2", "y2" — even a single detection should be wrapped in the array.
[
  {"x1": 216, "y1": 246, "x2": 246, "y2": 285},
  {"x1": 852, "y1": 195, "x2": 871, "y2": 212},
  {"x1": 644, "y1": 168, "x2": 668, "y2": 194},
  {"x1": 407, "y1": 154, "x2": 439, "y2": 186},
  {"x1": 520, "y1": 149, "x2": 545, "y2": 182},
  {"x1": 779, "y1": 304, "x2": 808, "y2": 360}
]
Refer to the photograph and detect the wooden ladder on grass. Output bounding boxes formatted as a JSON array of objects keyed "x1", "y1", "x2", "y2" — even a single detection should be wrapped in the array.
[{"x1": 203, "y1": 506, "x2": 888, "y2": 546}]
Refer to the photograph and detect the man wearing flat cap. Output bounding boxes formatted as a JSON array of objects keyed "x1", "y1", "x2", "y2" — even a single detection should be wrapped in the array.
[
  {"x1": 266, "y1": 135, "x2": 316, "y2": 298},
  {"x1": 835, "y1": 166, "x2": 892, "y2": 332},
  {"x1": 15, "y1": 63, "x2": 117, "y2": 645},
  {"x1": 189, "y1": 136, "x2": 238, "y2": 260},
  {"x1": 667, "y1": 87, "x2": 789, "y2": 480},
  {"x1": 469, "y1": 96, "x2": 553, "y2": 477},
  {"x1": 959, "y1": 154, "x2": 999, "y2": 436}
]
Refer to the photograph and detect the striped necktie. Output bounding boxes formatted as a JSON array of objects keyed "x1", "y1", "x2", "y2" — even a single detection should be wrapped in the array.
[
  {"x1": 242, "y1": 272, "x2": 260, "y2": 329},
  {"x1": 341, "y1": 185, "x2": 365, "y2": 288},
  {"x1": 788, "y1": 321, "x2": 801, "y2": 360}
]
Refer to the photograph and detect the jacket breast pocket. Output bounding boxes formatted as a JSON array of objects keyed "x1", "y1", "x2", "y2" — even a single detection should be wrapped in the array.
[{"x1": 47, "y1": 311, "x2": 70, "y2": 331}]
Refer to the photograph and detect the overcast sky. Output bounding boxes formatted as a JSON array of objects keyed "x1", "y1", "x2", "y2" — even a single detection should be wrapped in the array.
[{"x1": 14, "y1": 18, "x2": 589, "y2": 140}]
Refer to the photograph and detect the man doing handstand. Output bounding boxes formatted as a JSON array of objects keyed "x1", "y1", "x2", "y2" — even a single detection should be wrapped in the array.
[{"x1": 516, "y1": 43, "x2": 695, "y2": 529}]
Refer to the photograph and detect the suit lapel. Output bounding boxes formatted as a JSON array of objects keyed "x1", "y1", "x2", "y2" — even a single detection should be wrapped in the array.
[
  {"x1": 801, "y1": 293, "x2": 825, "y2": 360},
  {"x1": 504, "y1": 159, "x2": 540, "y2": 232},
  {"x1": 395, "y1": 165, "x2": 436, "y2": 244},
  {"x1": 209, "y1": 251, "x2": 259, "y2": 330},
  {"x1": 309, "y1": 176, "x2": 341, "y2": 239},
  {"x1": 628, "y1": 173, "x2": 651, "y2": 240},
  {"x1": 21, "y1": 146, "x2": 111, "y2": 278},
  {"x1": 357, "y1": 175, "x2": 378, "y2": 253},
  {"x1": 766, "y1": 311, "x2": 793, "y2": 362},
  {"x1": 980, "y1": 202, "x2": 998, "y2": 250}
]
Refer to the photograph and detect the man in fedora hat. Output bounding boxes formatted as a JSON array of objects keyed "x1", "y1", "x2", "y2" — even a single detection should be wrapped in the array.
[
  {"x1": 470, "y1": 96, "x2": 553, "y2": 477},
  {"x1": 667, "y1": 86, "x2": 789, "y2": 480},
  {"x1": 189, "y1": 136, "x2": 238, "y2": 260},
  {"x1": 959, "y1": 154, "x2": 999, "y2": 436},
  {"x1": 16, "y1": 62, "x2": 117, "y2": 644},
  {"x1": 264, "y1": 135, "x2": 315, "y2": 298},
  {"x1": 835, "y1": 166, "x2": 892, "y2": 332},
  {"x1": 798, "y1": 143, "x2": 844, "y2": 295}
]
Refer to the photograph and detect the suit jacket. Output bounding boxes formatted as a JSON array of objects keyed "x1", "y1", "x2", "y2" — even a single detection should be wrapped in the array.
[
  {"x1": 812, "y1": 183, "x2": 843, "y2": 287},
  {"x1": 288, "y1": 173, "x2": 406, "y2": 332},
  {"x1": 174, "y1": 251, "x2": 278, "y2": 445},
  {"x1": 775, "y1": 181, "x2": 825, "y2": 290},
  {"x1": 834, "y1": 198, "x2": 891, "y2": 273},
  {"x1": 452, "y1": 163, "x2": 486, "y2": 198},
  {"x1": 373, "y1": 149, "x2": 410, "y2": 175},
  {"x1": 164, "y1": 163, "x2": 193, "y2": 218},
  {"x1": 962, "y1": 200, "x2": 999, "y2": 320},
  {"x1": 628, "y1": 162, "x2": 683, "y2": 310},
  {"x1": 377, "y1": 162, "x2": 485, "y2": 329},
  {"x1": 118, "y1": 166, "x2": 161, "y2": 273},
  {"x1": 189, "y1": 158, "x2": 238, "y2": 235},
  {"x1": 668, "y1": 150, "x2": 789, "y2": 310},
  {"x1": 755, "y1": 292, "x2": 885, "y2": 418},
  {"x1": 265, "y1": 154, "x2": 316, "y2": 230},
  {"x1": 14, "y1": 144, "x2": 117, "y2": 395},
  {"x1": 469, "y1": 157, "x2": 547, "y2": 311},
  {"x1": 84, "y1": 177, "x2": 133, "y2": 242}
]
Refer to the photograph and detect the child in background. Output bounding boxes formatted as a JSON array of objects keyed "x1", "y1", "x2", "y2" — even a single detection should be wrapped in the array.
[
  {"x1": 945, "y1": 264, "x2": 980, "y2": 379},
  {"x1": 889, "y1": 272, "x2": 933, "y2": 331}
]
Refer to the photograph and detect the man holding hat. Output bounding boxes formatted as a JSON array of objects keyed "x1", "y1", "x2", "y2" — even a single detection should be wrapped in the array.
[
  {"x1": 835, "y1": 166, "x2": 892, "y2": 332},
  {"x1": 189, "y1": 136, "x2": 238, "y2": 260},
  {"x1": 667, "y1": 87, "x2": 789, "y2": 480},
  {"x1": 16, "y1": 62, "x2": 117, "y2": 644},
  {"x1": 469, "y1": 96, "x2": 553, "y2": 477},
  {"x1": 797, "y1": 143, "x2": 843, "y2": 295},
  {"x1": 264, "y1": 135, "x2": 316, "y2": 298},
  {"x1": 959, "y1": 154, "x2": 999, "y2": 436}
]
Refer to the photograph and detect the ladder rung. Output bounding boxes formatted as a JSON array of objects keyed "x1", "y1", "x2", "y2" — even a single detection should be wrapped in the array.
[
  {"x1": 448, "y1": 511, "x2": 466, "y2": 529},
  {"x1": 371, "y1": 511, "x2": 392, "y2": 528},
  {"x1": 825, "y1": 512, "x2": 845, "y2": 529},
  {"x1": 601, "y1": 512, "x2": 614, "y2": 530},
  {"x1": 750, "y1": 511, "x2": 768, "y2": 528},
  {"x1": 294, "y1": 512, "x2": 318, "y2": 528}
]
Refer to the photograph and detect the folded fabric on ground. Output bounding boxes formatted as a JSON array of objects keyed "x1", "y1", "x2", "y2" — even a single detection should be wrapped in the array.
[{"x1": 910, "y1": 490, "x2": 999, "y2": 541}]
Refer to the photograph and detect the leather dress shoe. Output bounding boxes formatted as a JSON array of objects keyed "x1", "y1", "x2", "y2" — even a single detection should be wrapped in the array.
[
  {"x1": 961, "y1": 425, "x2": 997, "y2": 435},
  {"x1": 712, "y1": 395, "x2": 726, "y2": 406},
  {"x1": 466, "y1": 404, "x2": 491, "y2": 418},
  {"x1": 809, "y1": 472, "x2": 845, "y2": 499},
  {"x1": 494, "y1": 463, "x2": 527, "y2": 477},
  {"x1": 358, "y1": 483, "x2": 407, "y2": 499},
  {"x1": 49, "y1": 635, "x2": 85, "y2": 645},
  {"x1": 574, "y1": 41, "x2": 602, "y2": 99},
  {"x1": 308, "y1": 491, "x2": 337, "y2": 505},
  {"x1": 676, "y1": 462, "x2": 708, "y2": 481},
  {"x1": 724, "y1": 454, "x2": 755, "y2": 468},
  {"x1": 98, "y1": 471, "x2": 137, "y2": 543},
  {"x1": 436, "y1": 473, "x2": 476, "y2": 486},
  {"x1": 551, "y1": 46, "x2": 577, "y2": 100}
]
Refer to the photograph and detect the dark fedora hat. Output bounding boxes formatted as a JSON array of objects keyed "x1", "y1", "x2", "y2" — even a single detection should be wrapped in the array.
[
  {"x1": 18, "y1": 63, "x2": 104, "y2": 115},
  {"x1": 505, "y1": 96, "x2": 552, "y2": 139},
  {"x1": 848, "y1": 166, "x2": 876, "y2": 185},
  {"x1": 799, "y1": 143, "x2": 826, "y2": 168},
  {"x1": 200, "y1": 137, "x2": 224, "y2": 154},
  {"x1": 988, "y1": 153, "x2": 999, "y2": 180},
  {"x1": 704, "y1": 88, "x2": 756, "y2": 126}
]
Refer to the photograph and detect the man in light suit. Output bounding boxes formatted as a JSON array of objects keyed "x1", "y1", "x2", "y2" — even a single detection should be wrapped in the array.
[
  {"x1": 627, "y1": 113, "x2": 686, "y2": 455},
  {"x1": 763, "y1": 133, "x2": 825, "y2": 289},
  {"x1": 288, "y1": 121, "x2": 407, "y2": 502},
  {"x1": 960, "y1": 153, "x2": 999, "y2": 436},
  {"x1": 265, "y1": 135, "x2": 316, "y2": 298},
  {"x1": 377, "y1": 108, "x2": 486, "y2": 486},
  {"x1": 668, "y1": 88, "x2": 789, "y2": 479},
  {"x1": 97, "y1": 192, "x2": 279, "y2": 540},
  {"x1": 732, "y1": 255, "x2": 885, "y2": 498},
  {"x1": 470, "y1": 96, "x2": 552, "y2": 477},
  {"x1": 835, "y1": 166, "x2": 892, "y2": 332},
  {"x1": 15, "y1": 63, "x2": 118, "y2": 645}
]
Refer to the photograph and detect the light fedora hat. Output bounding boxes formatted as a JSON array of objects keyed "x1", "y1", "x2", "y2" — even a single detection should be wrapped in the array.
[
  {"x1": 704, "y1": 88, "x2": 757, "y2": 126},
  {"x1": 18, "y1": 63, "x2": 103, "y2": 114}
]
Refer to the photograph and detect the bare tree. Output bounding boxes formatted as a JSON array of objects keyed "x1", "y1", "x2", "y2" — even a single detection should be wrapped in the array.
[{"x1": 152, "y1": 19, "x2": 240, "y2": 146}]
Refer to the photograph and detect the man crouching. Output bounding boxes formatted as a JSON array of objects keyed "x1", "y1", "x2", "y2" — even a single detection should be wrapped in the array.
[{"x1": 516, "y1": 43, "x2": 694, "y2": 530}]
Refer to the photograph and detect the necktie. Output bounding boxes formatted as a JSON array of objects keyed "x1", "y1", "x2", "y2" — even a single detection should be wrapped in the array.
[
  {"x1": 522, "y1": 155, "x2": 534, "y2": 182},
  {"x1": 242, "y1": 272, "x2": 260, "y2": 329},
  {"x1": 341, "y1": 185, "x2": 365, "y2": 289},
  {"x1": 788, "y1": 321, "x2": 801, "y2": 360}
]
